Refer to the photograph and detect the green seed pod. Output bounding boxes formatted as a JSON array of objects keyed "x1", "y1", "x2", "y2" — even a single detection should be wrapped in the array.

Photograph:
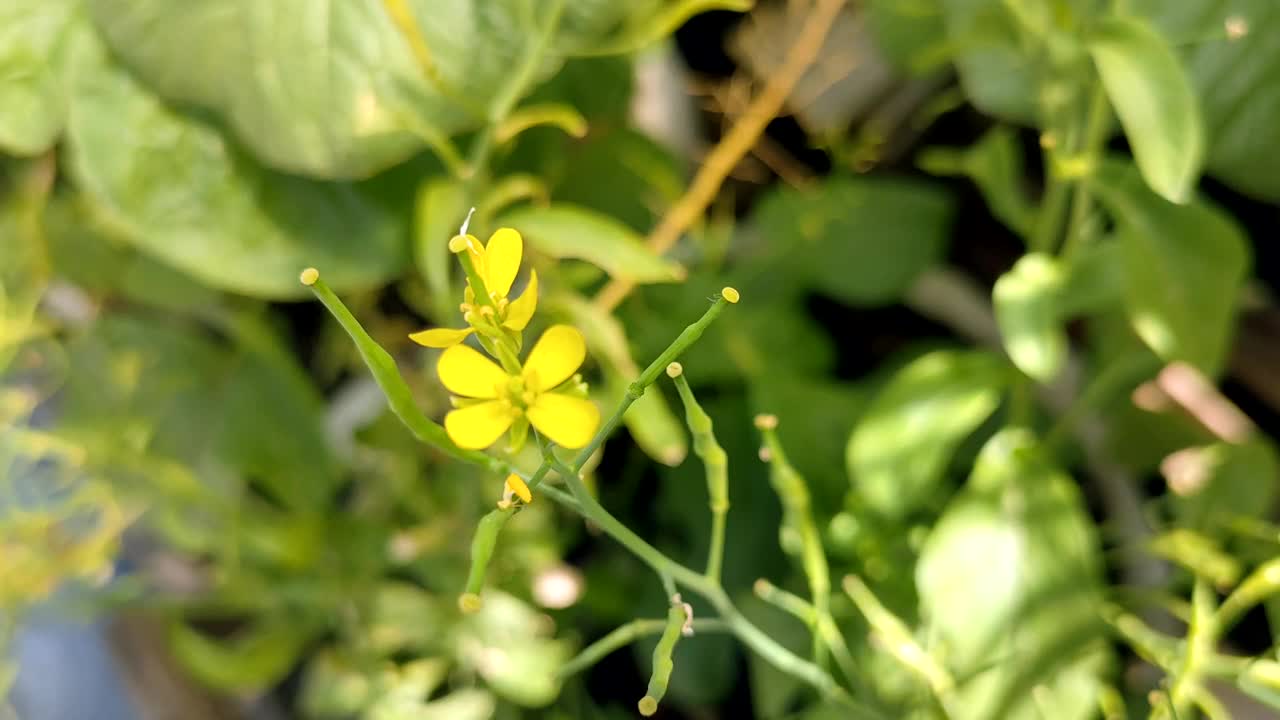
[
  {"x1": 459, "y1": 507, "x2": 514, "y2": 613},
  {"x1": 638, "y1": 603, "x2": 686, "y2": 716}
]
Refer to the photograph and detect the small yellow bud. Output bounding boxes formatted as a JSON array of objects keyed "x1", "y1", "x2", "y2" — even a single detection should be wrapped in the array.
[
  {"x1": 637, "y1": 696, "x2": 658, "y2": 716},
  {"x1": 448, "y1": 235, "x2": 468, "y2": 253},
  {"x1": 753, "y1": 413, "x2": 779, "y2": 430},
  {"x1": 458, "y1": 592, "x2": 483, "y2": 614},
  {"x1": 505, "y1": 473, "x2": 532, "y2": 504},
  {"x1": 299, "y1": 267, "x2": 319, "y2": 286},
  {"x1": 721, "y1": 287, "x2": 740, "y2": 304},
  {"x1": 666, "y1": 362, "x2": 683, "y2": 378}
]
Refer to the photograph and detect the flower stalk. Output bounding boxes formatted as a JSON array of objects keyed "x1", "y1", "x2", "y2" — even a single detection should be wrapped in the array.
[{"x1": 638, "y1": 601, "x2": 688, "y2": 716}]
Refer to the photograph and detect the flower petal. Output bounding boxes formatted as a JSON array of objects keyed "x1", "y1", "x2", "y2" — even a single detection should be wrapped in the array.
[
  {"x1": 437, "y1": 344, "x2": 508, "y2": 398},
  {"x1": 523, "y1": 324, "x2": 586, "y2": 392},
  {"x1": 483, "y1": 228, "x2": 522, "y2": 298},
  {"x1": 503, "y1": 269, "x2": 538, "y2": 331},
  {"x1": 527, "y1": 392, "x2": 600, "y2": 449},
  {"x1": 445, "y1": 401, "x2": 515, "y2": 449},
  {"x1": 409, "y1": 326, "x2": 474, "y2": 348}
]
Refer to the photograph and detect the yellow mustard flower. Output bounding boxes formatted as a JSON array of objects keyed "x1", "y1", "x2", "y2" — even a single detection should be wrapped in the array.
[
  {"x1": 409, "y1": 228, "x2": 538, "y2": 348},
  {"x1": 438, "y1": 324, "x2": 600, "y2": 449}
]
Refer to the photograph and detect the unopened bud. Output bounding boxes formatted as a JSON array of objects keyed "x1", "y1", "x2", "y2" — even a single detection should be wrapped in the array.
[
  {"x1": 299, "y1": 267, "x2": 319, "y2": 286},
  {"x1": 666, "y1": 362, "x2": 683, "y2": 378}
]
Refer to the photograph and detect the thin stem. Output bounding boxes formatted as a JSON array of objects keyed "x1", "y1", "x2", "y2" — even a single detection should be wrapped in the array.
[
  {"x1": 1060, "y1": 83, "x2": 1111, "y2": 261},
  {"x1": 1169, "y1": 579, "x2": 1218, "y2": 715},
  {"x1": 1043, "y1": 352, "x2": 1160, "y2": 453},
  {"x1": 536, "y1": 443, "x2": 865, "y2": 712},
  {"x1": 557, "y1": 618, "x2": 731, "y2": 679},
  {"x1": 462, "y1": 0, "x2": 566, "y2": 194},
  {"x1": 754, "y1": 578, "x2": 817, "y2": 624},
  {"x1": 303, "y1": 272, "x2": 507, "y2": 475}
]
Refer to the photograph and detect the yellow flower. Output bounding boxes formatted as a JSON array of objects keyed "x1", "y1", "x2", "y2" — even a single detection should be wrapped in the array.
[
  {"x1": 438, "y1": 324, "x2": 600, "y2": 450},
  {"x1": 409, "y1": 228, "x2": 538, "y2": 348}
]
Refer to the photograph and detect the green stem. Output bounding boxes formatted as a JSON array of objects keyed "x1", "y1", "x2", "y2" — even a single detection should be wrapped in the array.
[
  {"x1": 670, "y1": 370, "x2": 729, "y2": 583},
  {"x1": 1059, "y1": 82, "x2": 1111, "y2": 261},
  {"x1": 754, "y1": 578, "x2": 816, "y2": 624},
  {"x1": 758, "y1": 423, "x2": 831, "y2": 667},
  {"x1": 536, "y1": 441, "x2": 867, "y2": 713},
  {"x1": 557, "y1": 618, "x2": 730, "y2": 679},
  {"x1": 1169, "y1": 579, "x2": 1218, "y2": 715},
  {"x1": 303, "y1": 273, "x2": 507, "y2": 475},
  {"x1": 462, "y1": 0, "x2": 566, "y2": 194}
]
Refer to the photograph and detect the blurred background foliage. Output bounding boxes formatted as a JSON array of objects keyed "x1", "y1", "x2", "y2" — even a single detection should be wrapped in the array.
[{"x1": 4, "y1": 0, "x2": 1280, "y2": 718}]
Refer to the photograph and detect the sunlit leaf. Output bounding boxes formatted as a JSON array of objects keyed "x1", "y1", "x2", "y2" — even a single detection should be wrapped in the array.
[
  {"x1": 0, "y1": 0, "x2": 76, "y2": 155},
  {"x1": 916, "y1": 429, "x2": 1110, "y2": 720},
  {"x1": 500, "y1": 204, "x2": 684, "y2": 284},
  {"x1": 847, "y1": 350, "x2": 1008, "y2": 518},
  {"x1": 1089, "y1": 14, "x2": 1205, "y2": 203},
  {"x1": 993, "y1": 252, "x2": 1067, "y2": 381},
  {"x1": 1090, "y1": 160, "x2": 1248, "y2": 375},
  {"x1": 63, "y1": 30, "x2": 406, "y2": 299}
]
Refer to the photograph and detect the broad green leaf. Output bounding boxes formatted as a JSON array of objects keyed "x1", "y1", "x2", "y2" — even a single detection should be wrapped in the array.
[
  {"x1": 82, "y1": 0, "x2": 695, "y2": 178},
  {"x1": 499, "y1": 204, "x2": 684, "y2": 284},
  {"x1": 0, "y1": 0, "x2": 76, "y2": 155},
  {"x1": 916, "y1": 429, "x2": 1109, "y2": 720},
  {"x1": 918, "y1": 126, "x2": 1035, "y2": 238},
  {"x1": 751, "y1": 176, "x2": 953, "y2": 306},
  {"x1": 847, "y1": 349, "x2": 1007, "y2": 518},
  {"x1": 1089, "y1": 15, "x2": 1205, "y2": 203},
  {"x1": 993, "y1": 253, "x2": 1067, "y2": 382},
  {"x1": 169, "y1": 619, "x2": 314, "y2": 692},
  {"x1": 1058, "y1": 240, "x2": 1124, "y2": 316},
  {"x1": 1129, "y1": 0, "x2": 1280, "y2": 201},
  {"x1": 63, "y1": 30, "x2": 406, "y2": 299},
  {"x1": 1090, "y1": 160, "x2": 1248, "y2": 375},
  {"x1": 937, "y1": 0, "x2": 1040, "y2": 122}
]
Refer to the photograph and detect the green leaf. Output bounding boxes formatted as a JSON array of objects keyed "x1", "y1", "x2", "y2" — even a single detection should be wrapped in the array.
[
  {"x1": 751, "y1": 176, "x2": 953, "y2": 306},
  {"x1": 1129, "y1": 0, "x2": 1280, "y2": 201},
  {"x1": 937, "y1": 0, "x2": 1040, "y2": 122},
  {"x1": 169, "y1": 619, "x2": 313, "y2": 692},
  {"x1": 916, "y1": 429, "x2": 1110, "y2": 720},
  {"x1": 1089, "y1": 15, "x2": 1205, "y2": 203},
  {"x1": 993, "y1": 252, "x2": 1068, "y2": 382},
  {"x1": 63, "y1": 30, "x2": 406, "y2": 299},
  {"x1": 1090, "y1": 160, "x2": 1248, "y2": 375},
  {"x1": 847, "y1": 350, "x2": 1007, "y2": 518},
  {"x1": 866, "y1": 0, "x2": 948, "y2": 72},
  {"x1": 0, "y1": 0, "x2": 76, "y2": 155},
  {"x1": 499, "y1": 204, "x2": 684, "y2": 284},
  {"x1": 81, "y1": 0, "x2": 690, "y2": 178},
  {"x1": 918, "y1": 126, "x2": 1035, "y2": 239}
]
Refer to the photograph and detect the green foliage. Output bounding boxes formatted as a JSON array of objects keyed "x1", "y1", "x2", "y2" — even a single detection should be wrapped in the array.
[{"x1": 5, "y1": 0, "x2": 1280, "y2": 718}]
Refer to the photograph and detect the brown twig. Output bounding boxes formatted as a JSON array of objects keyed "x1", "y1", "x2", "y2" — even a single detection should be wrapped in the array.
[{"x1": 593, "y1": 0, "x2": 849, "y2": 312}]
